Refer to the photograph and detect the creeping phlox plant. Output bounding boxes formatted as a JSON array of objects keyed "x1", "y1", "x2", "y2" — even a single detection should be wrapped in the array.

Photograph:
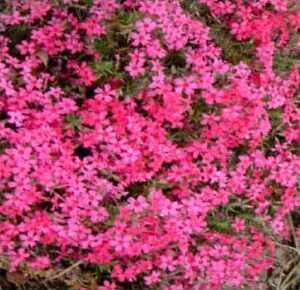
[{"x1": 0, "y1": 0, "x2": 300, "y2": 289}]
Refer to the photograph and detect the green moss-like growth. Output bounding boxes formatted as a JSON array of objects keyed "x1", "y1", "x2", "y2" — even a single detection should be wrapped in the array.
[
  {"x1": 93, "y1": 36, "x2": 115, "y2": 60},
  {"x1": 64, "y1": 113, "x2": 82, "y2": 130},
  {"x1": 95, "y1": 10, "x2": 138, "y2": 57},
  {"x1": 210, "y1": 24, "x2": 254, "y2": 65},
  {"x1": 4, "y1": 24, "x2": 31, "y2": 55},
  {"x1": 273, "y1": 55, "x2": 297, "y2": 72},
  {"x1": 162, "y1": 50, "x2": 187, "y2": 76},
  {"x1": 206, "y1": 216, "x2": 232, "y2": 234}
]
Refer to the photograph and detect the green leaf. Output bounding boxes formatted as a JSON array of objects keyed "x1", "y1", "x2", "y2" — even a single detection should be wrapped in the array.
[
  {"x1": 207, "y1": 216, "x2": 231, "y2": 233},
  {"x1": 64, "y1": 113, "x2": 81, "y2": 130},
  {"x1": 94, "y1": 36, "x2": 114, "y2": 59},
  {"x1": 115, "y1": 10, "x2": 139, "y2": 26},
  {"x1": 97, "y1": 263, "x2": 111, "y2": 274},
  {"x1": 92, "y1": 60, "x2": 117, "y2": 79},
  {"x1": 123, "y1": 76, "x2": 139, "y2": 96},
  {"x1": 273, "y1": 55, "x2": 295, "y2": 72},
  {"x1": 268, "y1": 109, "x2": 281, "y2": 126},
  {"x1": 239, "y1": 213, "x2": 262, "y2": 226},
  {"x1": 152, "y1": 180, "x2": 173, "y2": 189}
]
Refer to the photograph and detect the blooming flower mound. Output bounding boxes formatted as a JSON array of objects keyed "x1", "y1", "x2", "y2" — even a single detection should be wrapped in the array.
[{"x1": 0, "y1": 0, "x2": 300, "y2": 289}]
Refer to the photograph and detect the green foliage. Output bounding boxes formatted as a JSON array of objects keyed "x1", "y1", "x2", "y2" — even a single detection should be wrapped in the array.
[
  {"x1": 98, "y1": 169, "x2": 119, "y2": 184},
  {"x1": 53, "y1": 0, "x2": 93, "y2": 8},
  {"x1": 207, "y1": 216, "x2": 232, "y2": 233},
  {"x1": 268, "y1": 109, "x2": 282, "y2": 127},
  {"x1": 4, "y1": 24, "x2": 31, "y2": 55},
  {"x1": 64, "y1": 113, "x2": 81, "y2": 130},
  {"x1": 123, "y1": 75, "x2": 150, "y2": 97},
  {"x1": 273, "y1": 55, "x2": 296, "y2": 72},
  {"x1": 151, "y1": 180, "x2": 173, "y2": 190},
  {"x1": 122, "y1": 76, "x2": 139, "y2": 96},
  {"x1": 180, "y1": 0, "x2": 201, "y2": 13},
  {"x1": 80, "y1": 0, "x2": 93, "y2": 7},
  {"x1": 0, "y1": 254, "x2": 9, "y2": 270},
  {"x1": 0, "y1": 140, "x2": 10, "y2": 155},
  {"x1": 239, "y1": 213, "x2": 262, "y2": 227},
  {"x1": 180, "y1": 0, "x2": 213, "y2": 25},
  {"x1": 226, "y1": 201, "x2": 252, "y2": 215},
  {"x1": 93, "y1": 35, "x2": 115, "y2": 59},
  {"x1": 93, "y1": 10, "x2": 138, "y2": 61},
  {"x1": 0, "y1": 2, "x2": 6, "y2": 13},
  {"x1": 163, "y1": 50, "x2": 186, "y2": 75},
  {"x1": 102, "y1": 205, "x2": 119, "y2": 229},
  {"x1": 226, "y1": 142, "x2": 249, "y2": 170},
  {"x1": 289, "y1": 141, "x2": 300, "y2": 155},
  {"x1": 214, "y1": 73, "x2": 230, "y2": 88},
  {"x1": 190, "y1": 99, "x2": 209, "y2": 123},
  {"x1": 6, "y1": 24, "x2": 30, "y2": 43},
  {"x1": 273, "y1": 30, "x2": 300, "y2": 73},
  {"x1": 125, "y1": 182, "x2": 149, "y2": 197},
  {"x1": 167, "y1": 127, "x2": 198, "y2": 146},
  {"x1": 92, "y1": 10, "x2": 142, "y2": 95},
  {"x1": 210, "y1": 24, "x2": 254, "y2": 65},
  {"x1": 113, "y1": 10, "x2": 139, "y2": 27},
  {"x1": 260, "y1": 109, "x2": 284, "y2": 154},
  {"x1": 181, "y1": 0, "x2": 255, "y2": 69},
  {"x1": 92, "y1": 60, "x2": 121, "y2": 79},
  {"x1": 96, "y1": 263, "x2": 111, "y2": 275}
]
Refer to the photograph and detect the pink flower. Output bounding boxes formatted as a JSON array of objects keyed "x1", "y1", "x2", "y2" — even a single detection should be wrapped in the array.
[
  {"x1": 160, "y1": 200, "x2": 180, "y2": 217},
  {"x1": 1, "y1": 0, "x2": 300, "y2": 288},
  {"x1": 76, "y1": 62, "x2": 97, "y2": 86},
  {"x1": 159, "y1": 255, "x2": 177, "y2": 271},
  {"x1": 131, "y1": 32, "x2": 151, "y2": 47},
  {"x1": 174, "y1": 76, "x2": 198, "y2": 95},
  {"x1": 232, "y1": 218, "x2": 246, "y2": 233},
  {"x1": 98, "y1": 281, "x2": 117, "y2": 290},
  {"x1": 29, "y1": 256, "x2": 51, "y2": 269},
  {"x1": 145, "y1": 271, "x2": 160, "y2": 285},
  {"x1": 136, "y1": 17, "x2": 156, "y2": 33},
  {"x1": 128, "y1": 196, "x2": 148, "y2": 213},
  {"x1": 17, "y1": 40, "x2": 36, "y2": 55},
  {"x1": 8, "y1": 111, "x2": 24, "y2": 127},
  {"x1": 110, "y1": 235, "x2": 132, "y2": 252},
  {"x1": 95, "y1": 84, "x2": 117, "y2": 102}
]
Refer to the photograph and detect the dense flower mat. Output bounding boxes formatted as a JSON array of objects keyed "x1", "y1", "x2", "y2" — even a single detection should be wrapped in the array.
[{"x1": 0, "y1": 0, "x2": 300, "y2": 289}]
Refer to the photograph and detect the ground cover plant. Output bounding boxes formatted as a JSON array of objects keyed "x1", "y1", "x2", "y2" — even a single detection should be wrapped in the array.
[{"x1": 0, "y1": 0, "x2": 300, "y2": 289}]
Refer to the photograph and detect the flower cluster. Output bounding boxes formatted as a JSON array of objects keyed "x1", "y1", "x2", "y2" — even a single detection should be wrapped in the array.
[{"x1": 0, "y1": 0, "x2": 299, "y2": 289}]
